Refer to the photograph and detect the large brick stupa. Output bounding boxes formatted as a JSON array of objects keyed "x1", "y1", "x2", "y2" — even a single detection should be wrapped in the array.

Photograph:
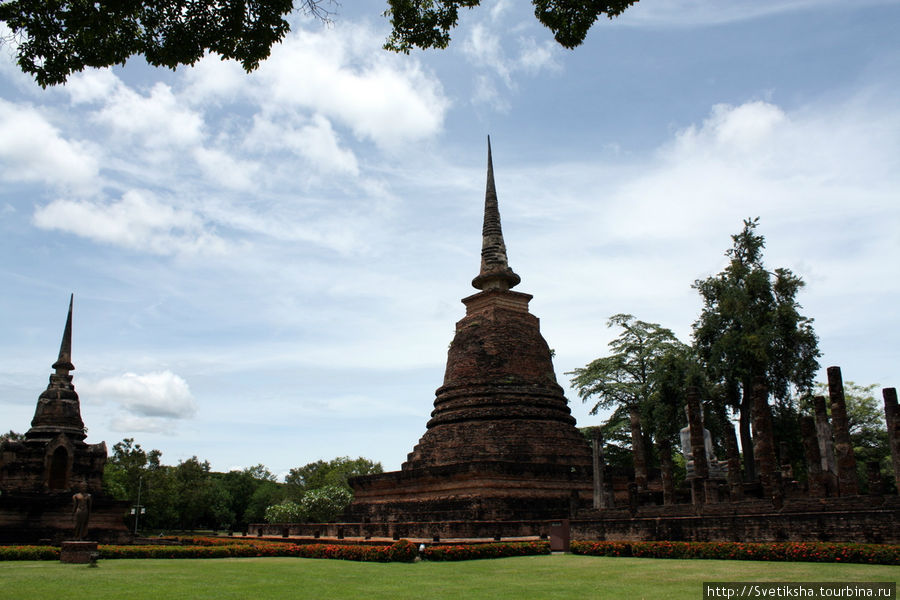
[{"x1": 348, "y1": 141, "x2": 593, "y2": 523}]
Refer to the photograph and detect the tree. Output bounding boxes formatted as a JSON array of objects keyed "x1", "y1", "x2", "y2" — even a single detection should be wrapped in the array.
[
  {"x1": 0, "y1": 430, "x2": 24, "y2": 442},
  {"x1": 215, "y1": 465, "x2": 279, "y2": 529},
  {"x1": 103, "y1": 437, "x2": 162, "y2": 501},
  {"x1": 264, "y1": 500, "x2": 305, "y2": 523},
  {"x1": 173, "y1": 456, "x2": 213, "y2": 530},
  {"x1": 568, "y1": 314, "x2": 689, "y2": 489},
  {"x1": 245, "y1": 480, "x2": 286, "y2": 524},
  {"x1": 285, "y1": 456, "x2": 382, "y2": 498},
  {"x1": 692, "y1": 218, "x2": 820, "y2": 481},
  {"x1": 383, "y1": 0, "x2": 637, "y2": 53},
  {"x1": 300, "y1": 485, "x2": 352, "y2": 522},
  {"x1": 0, "y1": 0, "x2": 638, "y2": 87}
]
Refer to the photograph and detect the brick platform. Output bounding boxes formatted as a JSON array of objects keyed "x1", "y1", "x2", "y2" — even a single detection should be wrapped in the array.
[{"x1": 60, "y1": 540, "x2": 98, "y2": 564}]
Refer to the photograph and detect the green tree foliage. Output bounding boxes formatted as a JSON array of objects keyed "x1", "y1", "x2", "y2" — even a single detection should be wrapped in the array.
[
  {"x1": 103, "y1": 437, "x2": 282, "y2": 532},
  {"x1": 103, "y1": 437, "x2": 161, "y2": 501},
  {"x1": 569, "y1": 314, "x2": 688, "y2": 417},
  {"x1": 300, "y1": 485, "x2": 353, "y2": 522},
  {"x1": 0, "y1": 430, "x2": 24, "y2": 442},
  {"x1": 0, "y1": 0, "x2": 321, "y2": 86},
  {"x1": 245, "y1": 480, "x2": 286, "y2": 524},
  {"x1": 264, "y1": 500, "x2": 306, "y2": 523},
  {"x1": 692, "y1": 218, "x2": 820, "y2": 480},
  {"x1": 568, "y1": 314, "x2": 690, "y2": 485},
  {"x1": 285, "y1": 456, "x2": 382, "y2": 498},
  {"x1": 0, "y1": 0, "x2": 638, "y2": 86},
  {"x1": 101, "y1": 439, "x2": 383, "y2": 529},
  {"x1": 263, "y1": 486, "x2": 351, "y2": 523},
  {"x1": 384, "y1": 0, "x2": 637, "y2": 52},
  {"x1": 214, "y1": 465, "x2": 279, "y2": 528},
  {"x1": 645, "y1": 344, "x2": 707, "y2": 450}
]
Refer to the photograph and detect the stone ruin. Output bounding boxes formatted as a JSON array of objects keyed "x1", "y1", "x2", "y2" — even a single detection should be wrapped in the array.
[
  {"x1": 573, "y1": 368, "x2": 900, "y2": 544},
  {"x1": 252, "y1": 141, "x2": 900, "y2": 544},
  {"x1": 0, "y1": 296, "x2": 131, "y2": 543}
]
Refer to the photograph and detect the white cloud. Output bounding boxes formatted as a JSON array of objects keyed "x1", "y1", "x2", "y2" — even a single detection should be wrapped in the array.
[
  {"x1": 93, "y1": 81, "x2": 205, "y2": 150},
  {"x1": 193, "y1": 146, "x2": 261, "y2": 191},
  {"x1": 181, "y1": 55, "x2": 248, "y2": 101},
  {"x1": 245, "y1": 113, "x2": 359, "y2": 176},
  {"x1": 591, "y1": 96, "x2": 899, "y2": 247},
  {"x1": 82, "y1": 370, "x2": 197, "y2": 433},
  {"x1": 516, "y1": 37, "x2": 560, "y2": 74},
  {"x1": 32, "y1": 189, "x2": 227, "y2": 256},
  {"x1": 672, "y1": 101, "x2": 787, "y2": 157},
  {"x1": 0, "y1": 99, "x2": 99, "y2": 191},
  {"x1": 184, "y1": 22, "x2": 448, "y2": 150},
  {"x1": 66, "y1": 68, "x2": 123, "y2": 104}
]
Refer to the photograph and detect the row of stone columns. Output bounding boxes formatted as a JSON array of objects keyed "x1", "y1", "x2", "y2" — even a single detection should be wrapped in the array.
[{"x1": 589, "y1": 366, "x2": 899, "y2": 509}]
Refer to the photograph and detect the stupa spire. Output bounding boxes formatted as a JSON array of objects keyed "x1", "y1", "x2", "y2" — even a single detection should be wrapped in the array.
[
  {"x1": 52, "y1": 293, "x2": 74, "y2": 375},
  {"x1": 472, "y1": 137, "x2": 521, "y2": 291},
  {"x1": 26, "y1": 294, "x2": 85, "y2": 441}
]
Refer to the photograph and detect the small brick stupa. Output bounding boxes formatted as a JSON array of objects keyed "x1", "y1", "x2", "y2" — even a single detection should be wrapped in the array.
[
  {"x1": 0, "y1": 296, "x2": 130, "y2": 543},
  {"x1": 348, "y1": 141, "x2": 593, "y2": 523}
]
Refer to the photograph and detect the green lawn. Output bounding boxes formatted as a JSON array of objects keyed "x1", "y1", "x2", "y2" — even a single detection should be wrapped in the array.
[{"x1": 2, "y1": 555, "x2": 897, "y2": 600}]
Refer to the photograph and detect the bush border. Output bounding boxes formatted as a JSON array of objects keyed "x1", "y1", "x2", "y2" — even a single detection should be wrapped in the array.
[{"x1": 569, "y1": 540, "x2": 900, "y2": 565}]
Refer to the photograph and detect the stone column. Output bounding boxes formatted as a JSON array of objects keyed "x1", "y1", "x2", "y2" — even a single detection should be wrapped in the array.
[
  {"x1": 658, "y1": 439, "x2": 675, "y2": 505},
  {"x1": 884, "y1": 388, "x2": 900, "y2": 491},
  {"x1": 813, "y1": 395, "x2": 838, "y2": 495},
  {"x1": 866, "y1": 461, "x2": 883, "y2": 496},
  {"x1": 827, "y1": 366, "x2": 859, "y2": 496},
  {"x1": 723, "y1": 423, "x2": 743, "y2": 501},
  {"x1": 813, "y1": 396, "x2": 836, "y2": 474},
  {"x1": 591, "y1": 428, "x2": 604, "y2": 510},
  {"x1": 800, "y1": 416, "x2": 826, "y2": 497},
  {"x1": 686, "y1": 387, "x2": 709, "y2": 505},
  {"x1": 751, "y1": 378, "x2": 781, "y2": 500},
  {"x1": 779, "y1": 441, "x2": 794, "y2": 480},
  {"x1": 629, "y1": 406, "x2": 648, "y2": 491},
  {"x1": 626, "y1": 482, "x2": 638, "y2": 516}
]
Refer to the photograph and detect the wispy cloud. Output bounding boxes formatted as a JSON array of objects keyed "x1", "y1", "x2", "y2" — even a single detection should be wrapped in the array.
[
  {"x1": 620, "y1": 0, "x2": 895, "y2": 27},
  {"x1": 459, "y1": 3, "x2": 562, "y2": 108},
  {"x1": 33, "y1": 190, "x2": 228, "y2": 256}
]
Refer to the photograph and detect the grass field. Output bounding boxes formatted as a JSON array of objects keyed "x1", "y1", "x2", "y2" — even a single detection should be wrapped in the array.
[{"x1": 2, "y1": 555, "x2": 898, "y2": 600}]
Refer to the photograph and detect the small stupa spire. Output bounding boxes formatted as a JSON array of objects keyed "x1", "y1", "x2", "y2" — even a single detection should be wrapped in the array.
[
  {"x1": 52, "y1": 293, "x2": 75, "y2": 375},
  {"x1": 26, "y1": 293, "x2": 85, "y2": 442},
  {"x1": 472, "y1": 137, "x2": 521, "y2": 291}
]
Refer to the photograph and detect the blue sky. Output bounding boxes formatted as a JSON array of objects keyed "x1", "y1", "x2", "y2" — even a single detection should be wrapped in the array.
[{"x1": 1, "y1": 0, "x2": 898, "y2": 478}]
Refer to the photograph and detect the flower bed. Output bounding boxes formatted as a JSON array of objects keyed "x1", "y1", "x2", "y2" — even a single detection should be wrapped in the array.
[
  {"x1": 423, "y1": 541, "x2": 551, "y2": 561},
  {"x1": 4, "y1": 538, "x2": 892, "y2": 565},
  {"x1": 0, "y1": 538, "x2": 417, "y2": 562},
  {"x1": 0, "y1": 545, "x2": 60, "y2": 560},
  {"x1": 570, "y1": 540, "x2": 900, "y2": 565}
]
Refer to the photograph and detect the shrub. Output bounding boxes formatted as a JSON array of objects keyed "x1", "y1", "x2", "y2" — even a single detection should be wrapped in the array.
[
  {"x1": 264, "y1": 500, "x2": 306, "y2": 524},
  {"x1": 0, "y1": 545, "x2": 60, "y2": 561},
  {"x1": 424, "y1": 541, "x2": 551, "y2": 561},
  {"x1": 569, "y1": 540, "x2": 900, "y2": 565},
  {"x1": 300, "y1": 486, "x2": 352, "y2": 523}
]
